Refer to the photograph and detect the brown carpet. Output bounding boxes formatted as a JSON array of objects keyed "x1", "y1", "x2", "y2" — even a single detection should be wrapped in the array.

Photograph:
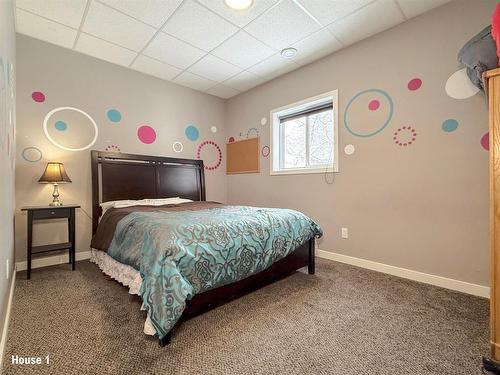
[{"x1": 2, "y1": 258, "x2": 489, "y2": 374}]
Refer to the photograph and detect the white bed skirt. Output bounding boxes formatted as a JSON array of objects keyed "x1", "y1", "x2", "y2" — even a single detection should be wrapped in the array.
[{"x1": 90, "y1": 249, "x2": 156, "y2": 336}]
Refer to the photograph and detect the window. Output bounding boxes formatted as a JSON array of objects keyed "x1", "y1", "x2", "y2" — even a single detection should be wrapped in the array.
[{"x1": 270, "y1": 90, "x2": 338, "y2": 175}]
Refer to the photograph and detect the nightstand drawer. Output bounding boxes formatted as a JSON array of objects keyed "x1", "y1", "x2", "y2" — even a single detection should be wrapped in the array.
[{"x1": 33, "y1": 208, "x2": 71, "y2": 220}]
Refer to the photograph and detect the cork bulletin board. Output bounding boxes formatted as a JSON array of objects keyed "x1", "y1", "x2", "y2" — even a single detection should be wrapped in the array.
[{"x1": 226, "y1": 137, "x2": 260, "y2": 174}]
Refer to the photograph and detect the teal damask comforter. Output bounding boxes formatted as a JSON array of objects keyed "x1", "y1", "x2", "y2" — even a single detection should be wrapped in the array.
[{"x1": 106, "y1": 204, "x2": 322, "y2": 339}]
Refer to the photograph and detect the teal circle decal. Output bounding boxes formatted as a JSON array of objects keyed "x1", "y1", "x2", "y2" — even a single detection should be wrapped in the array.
[
  {"x1": 107, "y1": 109, "x2": 122, "y2": 122},
  {"x1": 22, "y1": 147, "x2": 42, "y2": 162},
  {"x1": 185, "y1": 125, "x2": 199, "y2": 141},
  {"x1": 54, "y1": 120, "x2": 67, "y2": 131},
  {"x1": 442, "y1": 119, "x2": 458, "y2": 132},
  {"x1": 344, "y1": 88, "x2": 394, "y2": 137}
]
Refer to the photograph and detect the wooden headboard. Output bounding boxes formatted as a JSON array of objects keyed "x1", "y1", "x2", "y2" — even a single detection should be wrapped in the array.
[{"x1": 91, "y1": 150, "x2": 206, "y2": 234}]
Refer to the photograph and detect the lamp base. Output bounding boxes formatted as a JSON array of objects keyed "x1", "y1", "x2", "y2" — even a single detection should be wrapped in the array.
[
  {"x1": 50, "y1": 183, "x2": 62, "y2": 206},
  {"x1": 49, "y1": 201, "x2": 63, "y2": 207}
]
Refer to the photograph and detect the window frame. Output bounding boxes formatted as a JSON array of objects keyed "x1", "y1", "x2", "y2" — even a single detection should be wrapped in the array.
[{"x1": 270, "y1": 90, "x2": 339, "y2": 176}]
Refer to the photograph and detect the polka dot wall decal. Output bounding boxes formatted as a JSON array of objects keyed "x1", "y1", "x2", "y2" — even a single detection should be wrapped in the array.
[
  {"x1": 196, "y1": 140, "x2": 222, "y2": 170},
  {"x1": 407, "y1": 78, "x2": 422, "y2": 91},
  {"x1": 368, "y1": 100, "x2": 380, "y2": 111},
  {"x1": 262, "y1": 145, "x2": 270, "y2": 157},
  {"x1": 261, "y1": 117, "x2": 267, "y2": 126},
  {"x1": 185, "y1": 125, "x2": 199, "y2": 141},
  {"x1": 32, "y1": 91, "x2": 45, "y2": 103},
  {"x1": 137, "y1": 125, "x2": 156, "y2": 144},
  {"x1": 481, "y1": 132, "x2": 489, "y2": 151},
  {"x1": 442, "y1": 119, "x2": 459, "y2": 132},
  {"x1": 107, "y1": 109, "x2": 122, "y2": 122},
  {"x1": 445, "y1": 68, "x2": 480, "y2": 99},
  {"x1": 344, "y1": 88, "x2": 394, "y2": 137},
  {"x1": 344, "y1": 144, "x2": 355, "y2": 155},
  {"x1": 104, "y1": 144, "x2": 121, "y2": 152},
  {"x1": 210, "y1": 126, "x2": 217, "y2": 133},
  {"x1": 247, "y1": 127, "x2": 259, "y2": 138},
  {"x1": 228, "y1": 136, "x2": 235, "y2": 143},
  {"x1": 393, "y1": 126, "x2": 417, "y2": 147},
  {"x1": 54, "y1": 120, "x2": 67, "y2": 131},
  {"x1": 173, "y1": 141, "x2": 183, "y2": 153},
  {"x1": 21, "y1": 146, "x2": 42, "y2": 162}
]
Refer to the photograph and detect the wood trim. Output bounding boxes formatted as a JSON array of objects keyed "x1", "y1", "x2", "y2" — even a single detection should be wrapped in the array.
[{"x1": 484, "y1": 67, "x2": 500, "y2": 79}]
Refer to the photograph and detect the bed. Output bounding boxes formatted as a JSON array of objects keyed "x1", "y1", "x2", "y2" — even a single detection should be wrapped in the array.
[{"x1": 90, "y1": 150, "x2": 322, "y2": 346}]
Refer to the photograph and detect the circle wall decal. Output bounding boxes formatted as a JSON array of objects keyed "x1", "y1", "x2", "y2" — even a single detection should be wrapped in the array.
[
  {"x1": 481, "y1": 132, "x2": 489, "y2": 151},
  {"x1": 407, "y1": 78, "x2": 422, "y2": 91},
  {"x1": 32, "y1": 91, "x2": 45, "y2": 103},
  {"x1": 43, "y1": 107, "x2": 98, "y2": 152},
  {"x1": 445, "y1": 68, "x2": 480, "y2": 99},
  {"x1": 393, "y1": 126, "x2": 417, "y2": 147},
  {"x1": 368, "y1": 100, "x2": 380, "y2": 111},
  {"x1": 104, "y1": 144, "x2": 121, "y2": 152},
  {"x1": 262, "y1": 145, "x2": 270, "y2": 157},
  {"x1": 21, "y1": 146, "x2": 42, "y2": 162},
  {"x1": 210, "y1": 126, "x2": 217, "y2": 133},
  {"x1": 137, "y1": 125, "x2": 156, "y2": 144},
  {"x1": 54, "y1": 120, "x2": 67, "y2": 131},
  {"x1": 247, "y1": 127, "x2": 259, "y2": 138},
  {"x1": 196, "y1": 140, "x2": 222, "y2": 170},
  {"x1": 173, "y1": 141, "x2": 183, "y2": 153},
  {"x1": 442, "y1": 119, "x2": 459, "y2": 132},
  {"x1": 185, "y1": 125, "x2": 199, "y2": 141},
  {"x1": 107, "y1": 109, "x2": 122, "y2": 122},
  {"x1": 344, "y1": 88, "x2": 394, "y2": 137},
  {"x1": 228, "y1": 136, "x2": 235, "y2": 143},
  {"x1": 344, "y1": 144, "x2": 355, "y2": 155},
  {"x1": 261, "y1": 117, "x2": 267, "y2": 126}
]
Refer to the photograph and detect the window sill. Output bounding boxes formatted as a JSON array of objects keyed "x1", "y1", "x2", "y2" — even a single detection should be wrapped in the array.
[{"x1": 270, "y1": 167, "x2": 337, "y2": 176}]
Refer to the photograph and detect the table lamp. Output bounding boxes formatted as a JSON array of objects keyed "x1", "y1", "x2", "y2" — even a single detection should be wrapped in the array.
[{"x1": 38, "y1": 162, "x2": 72, "y2": 206}]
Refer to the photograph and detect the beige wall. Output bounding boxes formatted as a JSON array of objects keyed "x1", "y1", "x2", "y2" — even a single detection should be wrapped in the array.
[
  {"x1": 0, "y1": 0, "x2": 16, "y2": 338},
  {"x1": 15, "y1": 35, "x2": 226, "y2": 262},
  {"x1": 225, "y1": 0, "x2": 494, "y2": 286}
]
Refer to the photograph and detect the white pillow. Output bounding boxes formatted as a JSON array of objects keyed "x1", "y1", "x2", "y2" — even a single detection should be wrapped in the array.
[{"x1": 100, "y1": 197, "x2": 193, "y2": 215}]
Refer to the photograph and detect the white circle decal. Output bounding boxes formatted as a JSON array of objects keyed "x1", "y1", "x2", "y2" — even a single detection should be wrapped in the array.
[
  {"x1": 43, "y1": 107, "x2": 98, "y2": 152},
  {"x1": 173, "y1": 141, "x2": 183, "y2": 153},
  {"x1": 210, "y1": 126, "x2": 217, "y2": 133},
  {"x1": 445, "y1": 68, "x2": 480, "y2": 99},
  {"x1": 261, "y1": 117, "x2": 267, "y2": 126},
  {"x1": 344, "y1": 144, "x2": 355, "y2": 155}
]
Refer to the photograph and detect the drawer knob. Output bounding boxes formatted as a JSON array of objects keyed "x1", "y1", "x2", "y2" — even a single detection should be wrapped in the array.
[{"x1": 51, "y1": 211, "x2": 55, "y2": 215}]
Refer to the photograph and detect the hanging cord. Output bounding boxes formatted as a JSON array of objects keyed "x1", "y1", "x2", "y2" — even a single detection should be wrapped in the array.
[{"x1": 78, "y1": 206, "x2": 93, "y2": 222}]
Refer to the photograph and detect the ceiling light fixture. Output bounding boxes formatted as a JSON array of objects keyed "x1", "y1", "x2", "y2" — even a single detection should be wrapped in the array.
[
  {"x1": 280, "y1": 47, "x2": 298, "y2": 59},
  {"x1": 224, "y1": 0, "x2": 253, "y2": 11}
]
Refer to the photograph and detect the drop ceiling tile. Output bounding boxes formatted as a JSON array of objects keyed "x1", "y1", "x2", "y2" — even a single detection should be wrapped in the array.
[
  {"x1": 328, "y1": 0, "x2": 405, "y2": 46},
  {"x1": 131, "y1": 55, "x2": 182, "y2": 81},
  {"x1": 16, "y1": 0, "x2": 87, "y2": 28},
  {"x1": 224, "y1": 71, "x2": 265, "y2": 92},
  {"x1": 16, "y1": 9, "x2": 77, "y2": 49},
  {"x1": 297, "y1": 0, "x2": 372, "y2": 26},
  {"x1": 291, "y1": 28, "x2": 343, "y2": 66},
  {"x1": 197, "y1": 0, "x2": 278, "y2": 27},
  {"x1": 163, "y1": 0, "x2": 238, "y2": 52},
  {"x1": 244, "y1": 0, "x2": 321, "y2": 50},
  {"x1": 82, "y1": 1, "x2": 156, "y2": 52},
  {"x1": 173, "y1": 71, "x2": 217, "y2": 91},
  {"x1": 99, "y1": 0, "x2": 183, "y2": 28},
  {"x1": 397, "y1": 0, "x2": 451, "y2": 19},
  {"x1": 75, "y1": 33, "x2": 137, "y2": 66},
  {"x1": 188, "y1": 54, "x2": 242, "y2": 82},
  {"x1": 211, "y1": 31, "x2": 275, "y2": 69},
  {"x1": 247, "y1": 53, "x2": 299, "y2": 81},
  {"x1": 206, "y1": 84, "x2": 240, "y2": 99},
  {"x1": 143, "y1": 32, "x2": 206, "y2": 69}
]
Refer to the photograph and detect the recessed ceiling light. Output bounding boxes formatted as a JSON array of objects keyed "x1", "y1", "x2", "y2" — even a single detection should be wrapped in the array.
[
  {"x1": 280, "y1": 47, "x2": 298, "y2": 59},
  {"x1": 224, "y1": 0, "x2": 253, "y2": 11}
]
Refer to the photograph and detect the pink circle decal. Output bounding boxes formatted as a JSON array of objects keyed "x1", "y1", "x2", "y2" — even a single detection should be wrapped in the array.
[
  {"x1": 262, "y1": 146, "x2": 270, "y2": 157},
  {"x1": 228, "y1": 137, "x2": 235, "y2": 143},
  {"x1": 196, "y1": 140, "x2": 222, "y2": 170},
  {"x1": 137, "y1": 125, "x2": 156, "y2": 144},
  {"x1": 481, "y1": 132, "x2": 489, "y2": 151},
  {"x1": 368, "y1": 100, "x2": 380, "y2": 111},
  {"x1": 407, "y1": 78, "x2": 422, "y2": 91},
  {"x1": 32, "y1": 91, "x2": 45, "y2": 103}
]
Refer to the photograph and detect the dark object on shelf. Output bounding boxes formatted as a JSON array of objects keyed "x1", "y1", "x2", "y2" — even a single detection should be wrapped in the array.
[
  {"x1": 483, "y1": 356, "x2": 500, "y2": 374},
  {"x1": 21, "y1": 205, "x2": 80, "y2": 279},
  {"x1": 458, "y1": 26, "x2": 498, "y2": 92}
]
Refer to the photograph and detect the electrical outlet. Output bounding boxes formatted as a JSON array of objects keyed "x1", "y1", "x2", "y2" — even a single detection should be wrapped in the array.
[
  {"x1": 6, "y1": 259, "x2": 9, "y2": 279},
  {"x1": 341, "y1": 227, "x2": 348, "y2": 239}
]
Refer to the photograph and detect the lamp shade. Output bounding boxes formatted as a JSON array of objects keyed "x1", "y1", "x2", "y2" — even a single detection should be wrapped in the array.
[{"x1": 38, "y1": 162, "x2": 72, "y2": 184}]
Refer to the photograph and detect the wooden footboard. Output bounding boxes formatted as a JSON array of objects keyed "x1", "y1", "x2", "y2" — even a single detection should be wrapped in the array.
[{"x1": 159, "y1": 238, "x2": 316, "y2": 346}]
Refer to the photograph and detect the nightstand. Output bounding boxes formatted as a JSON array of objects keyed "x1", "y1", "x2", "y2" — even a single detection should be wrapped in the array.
[{"x1": 21, "y1": 205, "x2": 80, "y2": 279}]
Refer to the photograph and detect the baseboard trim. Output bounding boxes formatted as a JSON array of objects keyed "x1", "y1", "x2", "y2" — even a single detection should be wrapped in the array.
[
  {"x1": 15, "y1": 251, "x2": 91, "y2": 272},
  {"x1": 0, "y1": 267, "x2": 16, "y2": 371},
  {"x1": 316, "y1": 249, "x2": 490, "y2": 298}
]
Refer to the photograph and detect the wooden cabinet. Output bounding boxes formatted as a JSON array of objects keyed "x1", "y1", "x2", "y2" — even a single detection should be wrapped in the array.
[{"x1": 486, "y1": 67, "x2": 500, "y2": 360}]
